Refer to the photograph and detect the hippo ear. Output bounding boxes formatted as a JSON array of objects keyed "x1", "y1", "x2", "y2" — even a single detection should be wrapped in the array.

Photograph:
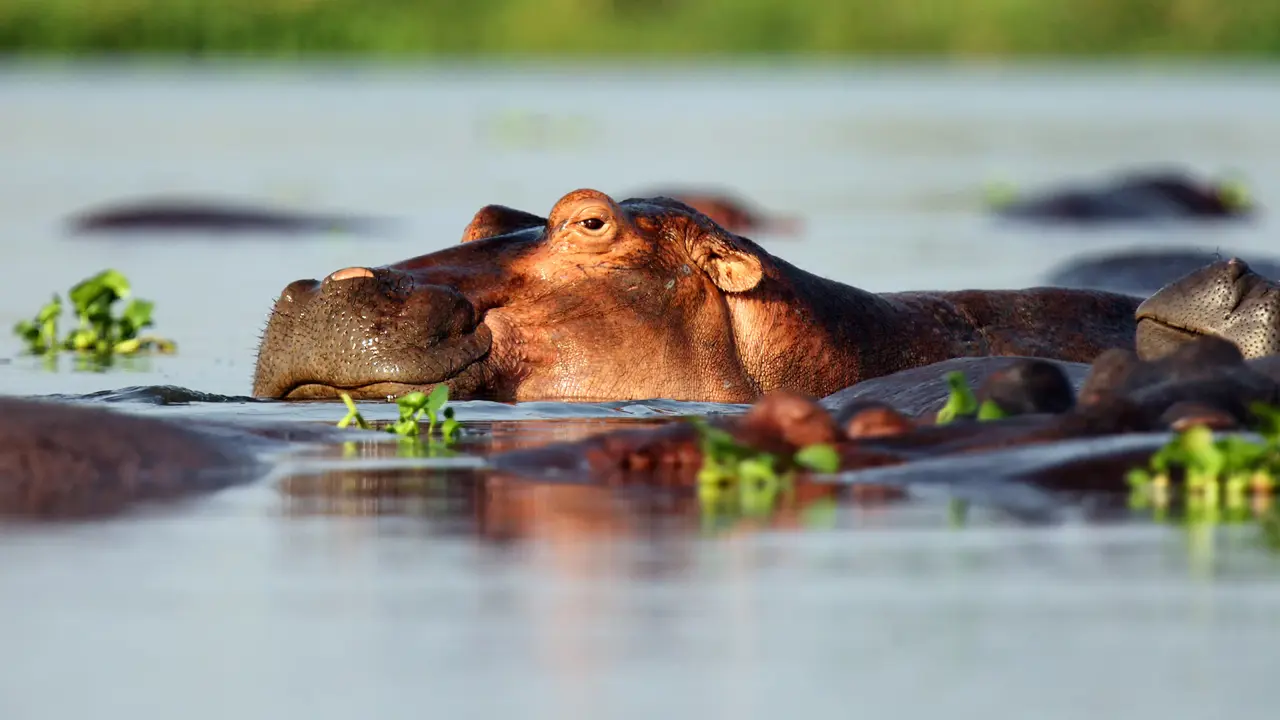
[
  {"x1": 462, "y1": 205, "x2": 547, "y2": 243},
  {"x1": 690, "y1": 233, "x2": 763, "y2": 293}
]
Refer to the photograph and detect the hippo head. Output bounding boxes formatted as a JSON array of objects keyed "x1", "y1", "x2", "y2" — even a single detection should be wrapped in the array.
[
  {"x1": 1135, "y1": 257, "x2": 1280, "y2": 360},
  {"x1": 253, "y1": 189, "x2": 779, "y2": 402}
]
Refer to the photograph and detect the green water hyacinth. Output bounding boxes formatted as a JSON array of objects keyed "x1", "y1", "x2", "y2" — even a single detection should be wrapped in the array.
[
  {"x1": 936, "y1": 371, "x2": 1006, "y2": 425},
  {"x1": 1127, "y1": 403, "x2": 1280, "y2": 514},
  {"x1": 338, "y1": 385, "x2": 460, "y2": 451},
  {"x1": 13, "y1": 269, "x2": 176, "y2": 360},
  {"x1": 689, "y1": 416, "x2": 841, "y2": 521}
]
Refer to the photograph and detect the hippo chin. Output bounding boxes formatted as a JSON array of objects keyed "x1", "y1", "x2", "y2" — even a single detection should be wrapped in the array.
[{"x1": 254, "y1": 189, "x2": 1141, "y2": 403}]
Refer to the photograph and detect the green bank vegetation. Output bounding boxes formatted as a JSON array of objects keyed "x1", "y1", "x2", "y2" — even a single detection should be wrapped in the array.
[{"x1": 3, "y1": 0, "x2": 1280, "y2": 57}]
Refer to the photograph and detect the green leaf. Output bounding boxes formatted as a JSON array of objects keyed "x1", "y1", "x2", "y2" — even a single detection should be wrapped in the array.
[
  {"x1": 1180, "y1": 425, "x2": 1224, "y2": 478},
  {"x1": 68, "y1": 270, "x2": 128, "y2": 315},
  {"x1": 441, "y1": 416, "x2": 460, "y2": 444},
  {"x1": 388, "y1": 419, "x2": 418, "y2": 436},
  {"x1": 795, "y1": 443, "x2": 840, "y2": 474},
  {"x1": 119, "y1": 298, "x2": 155, "y2": 337},
  {"x1": 397, "y1": 391, "x2": 428, "y2": 412},
  {"x1": 425, "y1": 384, "x2": 449, "y2": 415},
  {"x1": 736, "y1": 454, "x2": 777, "y2": 484},
  {"x1": 976, "y1": 399, "x2": 1007, "y2": 421},
  {"x1": 936, "y1": 371, "x2": 979, "y2": 425},
  {"x1": 336, "y1": 392, "x2": 371, "y2": 430},
  {"x1": 36, "y1": 295, "x2": 62, "y2": 325},
  {"x1": 113, "y1": 338, "x2": 141, "y2": 354},
  {"x1": 1125, "y1": 467, "x2": 1152, "y2": 489}
]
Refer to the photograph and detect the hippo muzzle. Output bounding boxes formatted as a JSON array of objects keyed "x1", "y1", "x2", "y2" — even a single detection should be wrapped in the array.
[
  {"x1": 1136, "y1": 257, "x2": 1280, "y2": 361},
  {"x1": 253, "y1": 266, "x2": 492, "y2": 400}
]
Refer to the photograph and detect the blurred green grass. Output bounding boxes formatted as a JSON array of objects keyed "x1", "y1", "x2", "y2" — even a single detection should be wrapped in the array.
[{"x1": 3, "y1": 0, "x2": 1280, "y2": 57}]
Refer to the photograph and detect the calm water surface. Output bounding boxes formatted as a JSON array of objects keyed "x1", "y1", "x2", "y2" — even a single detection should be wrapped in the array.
[{"x1": 2, "y1": 61, "x2": 1280, "y2": 720}]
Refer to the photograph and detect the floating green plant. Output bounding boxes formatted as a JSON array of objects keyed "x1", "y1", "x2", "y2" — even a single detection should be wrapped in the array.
[
  {"x1": 689, "y1": 416, "x2": 841, "y2": 529},
  {"x1": 13, "y1": 269, "x2": 176, "y2": 361},
  {"x1": 1127, "y1": 403, "x2": 1280, "y2": 549},
  {"x1": 936, "y1": 371, "x2": 1006, "y2": 425},
  {"x1": 337, "y1": 385, "x2": 460, "y2": 455}
]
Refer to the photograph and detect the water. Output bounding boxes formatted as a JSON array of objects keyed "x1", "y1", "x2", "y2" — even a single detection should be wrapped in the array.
[{"x1": 3, "y1": 60, "x2": 1280, "y2": 720}]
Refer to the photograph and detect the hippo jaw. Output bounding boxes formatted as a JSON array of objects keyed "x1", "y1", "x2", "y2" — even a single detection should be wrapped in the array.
[
  {"x1": 1133, "y1": 317, "x2": 1210, "y2": 361},
  {"x1": 260, "y1": 325, "x2": 495, "y2": 400},
  {"x1": 252, "y1": 270, "x2": 497, "y2": 400}
]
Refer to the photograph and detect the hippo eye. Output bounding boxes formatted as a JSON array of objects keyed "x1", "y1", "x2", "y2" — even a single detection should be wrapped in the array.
[{"x1": 579, "y1": 217, "x2": 606, "y2": 232}]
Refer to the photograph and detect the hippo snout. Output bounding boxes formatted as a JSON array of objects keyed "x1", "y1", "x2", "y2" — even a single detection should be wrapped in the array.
[
  {"x1": 1136, "y1": 258, "x2": 1280, "y2": 360},
  {"x1": 253, "y1": 267, "x2": 492, "y2": 400}
]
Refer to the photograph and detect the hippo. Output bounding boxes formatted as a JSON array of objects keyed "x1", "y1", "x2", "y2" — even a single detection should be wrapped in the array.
[
  {"x1": 68, "y1": 197, "x2": 394, "y2": 236},
  {"x1": 1044, "y1": 247, "x2": 1280, "y2": 297},
  {"x1": 823, "y1": 257, "x2": 1280, "y2": 416},
  {"x1": 253, "y1": 189, "x2": 1141, "y2": 404},
  {"x1": 991, "y1": 169, "x2": 1254, "y2": 224},
  {"x1": 1135, "y1": 257, "x2": 1280, "y2": 361},
  {"x1": 490, "y1": 334, "x2": 1280, "y2": 503},
  {"x1": 0, "y1": 396, "x2": 265, "y2": 519},
  {"x1": 626, "y1": 188, "x2": 802, "y2": 236}
]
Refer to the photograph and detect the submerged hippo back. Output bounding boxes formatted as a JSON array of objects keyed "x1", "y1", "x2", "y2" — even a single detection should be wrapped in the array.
[{"x1": 0, "y1": 397, "x2": 262, "y2": 519}]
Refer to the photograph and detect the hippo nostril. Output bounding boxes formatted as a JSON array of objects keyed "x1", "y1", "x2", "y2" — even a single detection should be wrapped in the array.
[
  {"x1": 328, "y1": 266, "x2": 376, "y2": 282},
  {"x1": 281, "y1": 278, "x2": 320, "y2": 302}
]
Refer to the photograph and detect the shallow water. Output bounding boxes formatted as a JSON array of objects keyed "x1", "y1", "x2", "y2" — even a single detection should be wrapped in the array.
[{"x1": 3, "y1": 60, "x2": 1280, "y2": 720}]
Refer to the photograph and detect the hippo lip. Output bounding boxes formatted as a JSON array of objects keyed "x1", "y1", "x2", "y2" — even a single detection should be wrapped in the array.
[
  {"x1": 268, "y1": 323, "x2": 494, "y2": 400},
  {"x1": 1134, "y1": 316, "x2": 1204, "y2": 340}
]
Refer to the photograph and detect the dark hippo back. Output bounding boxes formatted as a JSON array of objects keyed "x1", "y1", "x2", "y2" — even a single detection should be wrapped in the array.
[
  {"x1": 0, "y1": 397, "x2": 268, "y2": 519},
  {"x1": 820, "y1": 356, "x2": 1093, "y2": 417},
  {"x1": 68, "y1": 198, "x2": 394, "y2": 236},
  {"x1": 1044, "y1": 248, "x2": 1280, "y2": 297}
]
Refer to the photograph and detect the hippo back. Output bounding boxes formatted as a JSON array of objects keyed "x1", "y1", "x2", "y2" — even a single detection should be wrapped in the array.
[{"x1": 820, "y1": 356, "x2": 1093, "y2": 417}]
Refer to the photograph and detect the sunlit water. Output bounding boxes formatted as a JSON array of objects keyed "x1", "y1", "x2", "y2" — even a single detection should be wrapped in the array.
[{"x1": 2, "y1": 61, "x2": 1280, "y2": 720}]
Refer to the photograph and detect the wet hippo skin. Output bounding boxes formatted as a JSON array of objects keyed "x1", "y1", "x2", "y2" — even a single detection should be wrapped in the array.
[
  {"x1": 490, "y1": 335, "x2": 1280, "y2": 500},
  {"x1": 625, "y1": 187, "x2": 802, "y2": 236},
  {"x1": 254, "y1": 189, "x2": 1142, "y2": 403},
  {"x1": 0, "y1": 397, "x2": 263, "y2": 519}
]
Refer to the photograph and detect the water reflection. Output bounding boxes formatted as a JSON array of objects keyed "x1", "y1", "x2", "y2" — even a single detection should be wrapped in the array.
[{"x1": 274, "y1": 417, "x2": 945, "y2": 549}]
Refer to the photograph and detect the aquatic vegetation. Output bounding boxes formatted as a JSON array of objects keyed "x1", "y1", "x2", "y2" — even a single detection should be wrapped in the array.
[
  {"x1": 689, "y1": 416, "x2": 840, "y2": 526},
  {"x1": 1126, "y1": 403, "x2": 1280, "y2": 548},
  {"x1": 337, "y1": 385, "x2": 460, "y2": 454},
  {"x1": 935, "y1": 371, "x2": 1006, "y2": 424},
  {"x1": 12, "y1": 269, "x2": 176, "y2": 361},
  {"x1": 1127, "y1": 405, "x2": 1280, "y2": 504}
]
